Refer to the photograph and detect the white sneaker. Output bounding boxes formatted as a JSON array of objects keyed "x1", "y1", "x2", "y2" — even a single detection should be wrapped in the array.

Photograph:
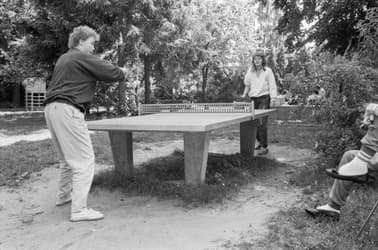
[
  {"x1": 56, "y1": 197, "x2": 72, "y2": 206},
  {"x1": 258, "y1": 147, "x2": 269, "y2": 155},
  {"x1": 316, "y1": 204, "x2": 340, "y2": 214},
  {"x1": 70, "y1": 208, "x2": 104, "y2": 222}
]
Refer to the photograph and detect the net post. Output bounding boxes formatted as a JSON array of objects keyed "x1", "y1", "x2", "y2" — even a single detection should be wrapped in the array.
[
  {"x1": 250, "y1": 100, "x2": 255, "y2": 119},
  {"x1": 138, "y1": 102, "x2": 142, "y2": 116}
]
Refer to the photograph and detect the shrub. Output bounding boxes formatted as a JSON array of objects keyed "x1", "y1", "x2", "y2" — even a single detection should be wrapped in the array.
[
  {"x1": 314, "y1": 57, "x2": 378, "y2": 159},
  {"x1": 206, "y1": 66, "x2": 244, "y2": 102}
]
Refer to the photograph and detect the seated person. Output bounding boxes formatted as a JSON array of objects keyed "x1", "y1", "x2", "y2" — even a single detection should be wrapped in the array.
[
  {"x1": 307, "y1": 89, "x2": 321, "y2": 106},
  {"x1": 305, "y1": 103, "x2": 378, "y2": 219},
  {"x1": 316, "y1": 85, "x2": 326, "y2": 99}
]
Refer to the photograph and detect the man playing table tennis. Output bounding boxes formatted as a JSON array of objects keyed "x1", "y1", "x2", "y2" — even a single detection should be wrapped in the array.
[
  {"x1": 44, "y1": 25, "x2": 129, "y2": 222},
  {"x1": 241, "y1": 49, "x2": 278, "y2": 155}
]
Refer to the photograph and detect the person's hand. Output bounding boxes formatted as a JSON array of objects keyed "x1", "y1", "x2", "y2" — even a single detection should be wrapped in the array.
[
  {"x1": 369, "y1": 154, "x2": 378, "y2": 168},
  {"x1": 361, "y1": 103, "x2": 378, "y2": 128},
  {"x1": 365, "y1": 103, "x2": 378, "y2": 116},
  {"x1": 361, "y1": 115, "x2": 374, "y2": 128}
]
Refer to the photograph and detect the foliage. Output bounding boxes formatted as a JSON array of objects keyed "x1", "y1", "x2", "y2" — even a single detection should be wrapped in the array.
[
  {"x1": 167, "y1": 0, "x2": 235, "y2": 101},
  {"x1": 274, "y1": 0, "x2": 378, "y2": 54},
  {"x1": 313, "y1": 57, "x2": 378, "y2": 159},
  {"x1": 357, "y1": 7, "x2": 378, "y2": 68},
  {"x1": 206, "y1": 66, "x2": 244, "y2": 102},
  {"x1": 0, "y1": 1, "x2": 41, "y2": 106},
  {"x1": 2, "y1": 0, "x2": 288, "y2": 108},
  {"x1": 280, "y1": 50, "x2": 378, "y2": 159},
  {"x1": 166, "y1": 0, "x2": 285, "y2": 102},
  {"x1": 280, "y1": 48, "x2": 313, "y2": 102},
  {"x1": 21, "y1": 0, "x2": 182, "y2": 107}
]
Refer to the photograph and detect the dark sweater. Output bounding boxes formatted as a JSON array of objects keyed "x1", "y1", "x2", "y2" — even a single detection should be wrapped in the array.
[{"x1": 44, "y1": 49, "x2": 125, "y2": 112}]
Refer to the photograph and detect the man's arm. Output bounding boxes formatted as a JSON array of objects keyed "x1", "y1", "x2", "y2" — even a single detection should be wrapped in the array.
[{"x1": 80, "y1": 54, "x2": 126, "y2": 83}]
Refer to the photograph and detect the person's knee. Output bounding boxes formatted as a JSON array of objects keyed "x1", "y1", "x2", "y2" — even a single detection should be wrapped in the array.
[{"x1": 338, "y1": 150, "x2": 359, "y2": 167}]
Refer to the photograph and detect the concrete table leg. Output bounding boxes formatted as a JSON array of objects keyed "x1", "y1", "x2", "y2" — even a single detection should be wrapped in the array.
[
  {"x1": 184, "y1": 132, "x2": 210, "y2": 185},
  {"x1": 109, "y1": 131, "x2": 134, "y2": 176},
  {"x1": 240, "y1": 119, "x2": 258, "y2": 157}
]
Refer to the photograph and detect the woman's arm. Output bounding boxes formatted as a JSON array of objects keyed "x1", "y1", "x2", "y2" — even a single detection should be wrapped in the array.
[{"x1": 267, "y1": 68, "x2": 277, "y2": 98}]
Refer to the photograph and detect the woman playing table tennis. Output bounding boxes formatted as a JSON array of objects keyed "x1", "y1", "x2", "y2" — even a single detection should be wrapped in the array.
[{"x1": 241, "y1": 49, "x2": 277, "y2": 155}]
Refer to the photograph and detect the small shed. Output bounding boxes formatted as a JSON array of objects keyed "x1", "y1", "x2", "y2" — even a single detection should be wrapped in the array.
[{"x1": 22, "y1": 77, "x2": 46, "y2": 111}]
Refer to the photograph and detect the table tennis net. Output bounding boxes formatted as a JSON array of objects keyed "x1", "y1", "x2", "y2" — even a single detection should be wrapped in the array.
[{"x1": 138, "y1": 102, "x2": 255, "y2": 115}]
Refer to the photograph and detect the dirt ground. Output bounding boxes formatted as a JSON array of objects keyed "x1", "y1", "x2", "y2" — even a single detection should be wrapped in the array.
[{"x1": 0, "y1": 134, "x2": 315, "y2": 250}]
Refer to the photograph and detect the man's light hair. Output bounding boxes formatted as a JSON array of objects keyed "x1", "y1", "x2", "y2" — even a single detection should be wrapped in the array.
[{"x1": 68, "y1": 25, "x2": 100, "y2": 49}]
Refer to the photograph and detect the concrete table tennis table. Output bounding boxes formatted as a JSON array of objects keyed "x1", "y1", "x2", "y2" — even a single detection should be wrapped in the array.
[{"x1": 87, "y1": 110, "x2": 275, "y2": 185}]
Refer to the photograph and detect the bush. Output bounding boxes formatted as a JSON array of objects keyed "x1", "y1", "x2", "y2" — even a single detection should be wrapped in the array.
[
  {"x1": 314, "y1": 57, "x2": 378, "y2": 159},
  {"x1": 206, "y1": 67, "x2": 244, "y2": 102}
]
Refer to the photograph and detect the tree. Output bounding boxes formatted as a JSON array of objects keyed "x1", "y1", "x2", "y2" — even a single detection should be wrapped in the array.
[
  {"x1": 274, "y1": 0, "x2": 378, "y2": 54},
  {"x1": 0, "y1": 0, "x2": 35, "y2": 107},
  {"x1": 357, "y1": 7, "x2": 378, "y2": 68},
  {"x1": 23, "y1": 0, "x2": 180, "y2": 106},
  {"x1": 167, "y1": 0, "x2": 284, "y2": 101}
]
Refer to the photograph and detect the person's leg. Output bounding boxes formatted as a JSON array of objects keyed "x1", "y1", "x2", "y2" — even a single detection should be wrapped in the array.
[
  {"x1": 56, "y1": 160, "x2": 73, "y2": 205},
  {"x1": 254, "y1": 95, "x2": 270, "y2": 154},
  {"x1": 307, "y1": 150, "x2": 378, "y2": 219},
  {"x1": 258, "y1": 95, "x2": 270, "y2": 148},
  {"x1": 329, "y1": 150, "x2": 359, "y2": 208},
  {"x1": 251, "y1": 97, "x2": 261, "y2": 149},
  {"x1": 45, "y1": 106, "x2": 73, "y2": 205},
  {"x1": 45, "y1": 103, "x2": 102, "y2": 221},
  {"x1": 334, "y1": 118, "x2": 378, "y2": 178},
  {"x1": 305, "y1": 150, "x2": 357, "y2": 219}
]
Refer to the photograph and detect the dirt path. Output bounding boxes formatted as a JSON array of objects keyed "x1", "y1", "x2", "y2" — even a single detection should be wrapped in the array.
[{"x1": 0, "y1": 137, "x2": 314, "y2": 250}]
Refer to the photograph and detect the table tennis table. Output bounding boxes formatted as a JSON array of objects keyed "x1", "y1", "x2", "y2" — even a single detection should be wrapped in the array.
[{"x1": 87, "y1": 103, "x2": 275, "y2": 185}]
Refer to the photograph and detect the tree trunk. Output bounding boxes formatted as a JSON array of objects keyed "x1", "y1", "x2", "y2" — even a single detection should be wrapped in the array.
[
  {"x1": 12, "y1": 83, "x2": 21, "y2": 107},
  {"x1": 201, "y1": 65, "x2": 208, "y2": 102},
  {"x1": 117, "y1": 44, "x2": 127, "y2": 115},
  {"x1": 343, "y1": 38, "x2": 353, "y2": 56},
  {"x1": 143, "y1": 56, "x2": 152, "y2": 104}
]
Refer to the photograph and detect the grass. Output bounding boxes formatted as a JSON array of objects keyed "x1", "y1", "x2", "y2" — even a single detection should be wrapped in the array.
[
  {"x1": 0, "y1": 112, "x2": 47, "y2": 136},
  {"x1": 92, "y1": 150, "x2": 289, "y2": 206},
  {"x1": 248, "y1": 187, "x2": 378, "y2": 250}
]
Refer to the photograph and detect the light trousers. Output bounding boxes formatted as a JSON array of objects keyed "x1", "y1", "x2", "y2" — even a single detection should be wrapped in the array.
[
  {"x1": 45, "y1": 102, "x2": 95, "y2": 213},
  {"x1": 330, "y1": 150, "x2": 378, "y2": 207}
]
